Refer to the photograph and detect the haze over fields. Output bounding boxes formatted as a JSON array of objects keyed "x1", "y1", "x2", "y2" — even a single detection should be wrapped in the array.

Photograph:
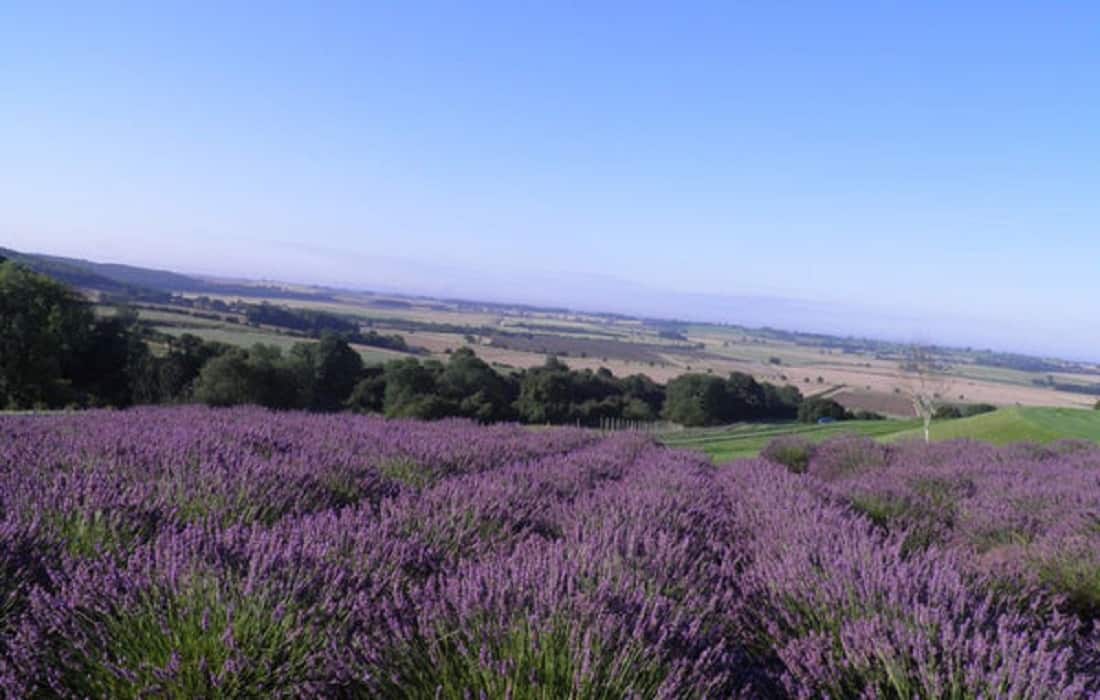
[{"x1": 5, "y1": 3, "x2": 1100, "y2": 357}]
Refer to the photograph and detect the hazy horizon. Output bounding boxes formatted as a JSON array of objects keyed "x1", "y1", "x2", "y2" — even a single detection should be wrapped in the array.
[
  {"x1": 5, "y1": 3, "x2": 1100, "y2": 358},
  {"x1": 12, "y1": 240, "x2": 1098, "y2": 364}
]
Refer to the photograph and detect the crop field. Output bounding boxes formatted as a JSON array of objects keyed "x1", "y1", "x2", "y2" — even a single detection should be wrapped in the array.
[
  {"x1": 106, "y1": 305, "x2": 406, "y2": 366},
  {"x1": 2, "y1": 408, "x2": 1099, "y2": 697}
]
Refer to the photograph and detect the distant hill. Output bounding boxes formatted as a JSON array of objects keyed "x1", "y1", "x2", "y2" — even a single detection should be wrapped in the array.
[
  {"x1": 24, "y1": 251, "x2": 209, "y2": 293},
  {"x1": 0, "y1": 247, "x2": 333, "y2": 302},
  {"x1": 0, "y1": 246, "x2": 166, "y2": 299}
]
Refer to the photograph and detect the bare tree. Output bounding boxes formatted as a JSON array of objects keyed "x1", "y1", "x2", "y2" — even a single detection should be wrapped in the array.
[{"x1": 900, "y1": 345, "x2": 949, "y2": 443}]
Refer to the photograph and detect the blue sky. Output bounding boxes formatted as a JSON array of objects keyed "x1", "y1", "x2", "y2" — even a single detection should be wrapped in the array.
[{"x1": 3, "y1": 3, "x2": 1100, "y2": 357}]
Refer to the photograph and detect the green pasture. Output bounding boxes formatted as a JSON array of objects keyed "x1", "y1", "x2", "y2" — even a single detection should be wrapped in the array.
[
  {"x1": 662, "y1": 407, "x2": 1100, "y2": 462},
  {"x1": 152, "y1": 325, "x2": 306, "y2": 351},
  {"x1": 888, "y1": 407, "x2": 1100, "y2": 445},
  {"x1": 660, "y1": 419, "x2": 920, "y2": 462}
]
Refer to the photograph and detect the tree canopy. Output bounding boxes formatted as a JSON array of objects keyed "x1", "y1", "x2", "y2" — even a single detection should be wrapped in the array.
[
  {"x1": 0, "y1": 261, "x2": 150, "y2": 409},
  {"x1": 663, "y1": 372, "x2": 801, "y2": 427}
]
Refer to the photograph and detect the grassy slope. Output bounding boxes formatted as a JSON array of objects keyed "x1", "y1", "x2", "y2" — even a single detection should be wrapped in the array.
[
  {"x1": 663, "y1": 407, "x2": 1100, "y2": 462},
  {"x1": 661, "y1": 419, "x2": 921, "y2": 462},
  {"x1": 888, "y1": 406, "x2": 1100, "y2": 444}
]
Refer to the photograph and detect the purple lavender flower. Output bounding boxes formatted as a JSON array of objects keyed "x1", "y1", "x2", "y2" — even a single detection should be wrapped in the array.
[{"x1": 0, "y1": 408, "x2": 1097, "y2": 696}]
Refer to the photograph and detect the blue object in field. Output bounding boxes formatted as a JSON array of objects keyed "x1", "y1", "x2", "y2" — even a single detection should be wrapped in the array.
[{"x1": 817, "y1": 417, "x2": 837, "y2": 424}]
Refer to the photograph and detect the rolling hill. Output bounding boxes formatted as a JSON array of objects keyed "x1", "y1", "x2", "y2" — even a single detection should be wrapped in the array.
[
  {"x1": 0, "y1": 246, "x2": 164, "y2": 297},
  {"x1": 0, "y1": 247, "x2": 331, "y2": 301}
]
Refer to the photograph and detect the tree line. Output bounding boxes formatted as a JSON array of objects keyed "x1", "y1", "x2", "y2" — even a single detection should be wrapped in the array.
[{"x1": 1, "y1": 260, "x2": 868, "y2": 426}]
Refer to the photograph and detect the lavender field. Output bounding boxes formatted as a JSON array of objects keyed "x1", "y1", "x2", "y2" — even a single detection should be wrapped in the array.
[{"x1": 1, "y1": 408, "x2": 1098, "y2": 697}]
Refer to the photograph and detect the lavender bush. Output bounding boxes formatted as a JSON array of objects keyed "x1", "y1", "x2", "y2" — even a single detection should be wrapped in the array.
[
  {"x1": 759, "y1": 435, "x2": 816, "y2": 473},
  {"x1": 0, "y1": 408, "x2": 1097, "y2": 697},
  {"x1": 766, "y1": 435, "x2": 1100, "y2": 623}
]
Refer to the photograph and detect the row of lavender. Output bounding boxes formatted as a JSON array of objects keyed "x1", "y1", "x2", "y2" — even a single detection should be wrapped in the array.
[
  {"x1": 764, "y1": 435, "x2": 1100, "y2": 622},
  {"x1": 1, "y1": 408, "x2": 1097, "y2": 697}
]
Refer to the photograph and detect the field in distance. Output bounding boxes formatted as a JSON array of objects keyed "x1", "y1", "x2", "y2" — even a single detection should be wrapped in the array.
[
  {"x1": 662, "y1": 406, "x2": 1100, "y2": 462},
  {"x1": 134, "y1": 286, "x2": 1100, "y2": 418},
  {"x1": 13, "y1": 245, "x2": 1099, "y2": 418}
]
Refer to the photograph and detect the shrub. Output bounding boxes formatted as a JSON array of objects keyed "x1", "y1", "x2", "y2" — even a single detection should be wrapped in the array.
[
  {"x1": 852, "y1": 410, "x2": 885, "y2": 420},
  {"x1": 962, "y1": 403, "x2": 997, "y2": 417},
  {"x1": 934, "y1": 405, "x2": 963, "y2": 419},
  {"x1": 806, "y1": 436, "x2": 890, "y2": 480},
  {"x1": 761, "y1": 436, "x2": 817, "y2": 473},
  {"x1": 797, "y1": 397, "x2": 851, "y2": 423}
]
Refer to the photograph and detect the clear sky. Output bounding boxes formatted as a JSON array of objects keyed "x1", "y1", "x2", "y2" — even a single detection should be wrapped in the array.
[{"x1": 3, "y1": 3, "x2": 1100, "y2": 357}]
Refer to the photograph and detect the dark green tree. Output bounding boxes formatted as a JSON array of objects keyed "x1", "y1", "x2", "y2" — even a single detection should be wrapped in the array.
[
  {"x1": 67, "y1": 313, "x2": 150, "y2": 407},
  {"x1": 193, "y1": 350, "x2": 257, "y2": 407},
  {"x1": 289, "y1": 333, "x2": 364, "y2": 411},
  {"x1": 515, "y1": 357, "x2": 580, "y2": 424},
  {"x1": 762, "y1": 383, "x2": 802, "y2": 419},
  {"x1": 725, "y1": 372, "x2": 766, "y2": 421},
  {"x1": 0, "y1": 262, "x2": 93, "y2": 408},
  {"x1": 382, "y1": 358, "x2": 446, "y2": 418},
  {"x1": 662, "y1": 374, "x2": 731, "y2": 427},
  {"x1": 346, "y1": 366, "x2": 386, "y2": 413},
  {"x1": 132, "y1": 334, "x2": 230, "y2": 404},
  {"x1": 797, "y1": 397, "x2": 851, "y2": 423},
  {"x1": 620, "y1": 374, "x2": 665, "y2": 419},
  {"x1": 248, "y1": 344, "x2": 302, "y2": 409},
  {"x1": 437, "y1": 347, "x2": 518, "y2": 422}
]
